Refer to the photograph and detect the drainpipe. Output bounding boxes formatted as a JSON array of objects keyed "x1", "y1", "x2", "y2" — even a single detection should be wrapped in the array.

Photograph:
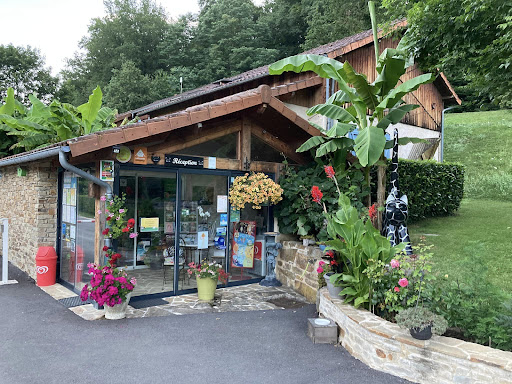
[
  {"x1": 58, "y1": 147, "x2": 112, "y2": 200},
  {"x1": 441, "y1": 106, "x2": 457, "y2": 162}
]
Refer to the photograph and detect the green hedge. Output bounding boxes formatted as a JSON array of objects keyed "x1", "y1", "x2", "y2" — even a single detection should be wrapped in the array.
[{"x1": 374, "y1": 160, "x2": 465, "y2": 222}]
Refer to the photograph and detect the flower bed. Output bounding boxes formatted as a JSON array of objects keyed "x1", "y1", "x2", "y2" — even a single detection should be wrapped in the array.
[{"x1": 319, "y1": 288, "x2": 512, "y2": 384}]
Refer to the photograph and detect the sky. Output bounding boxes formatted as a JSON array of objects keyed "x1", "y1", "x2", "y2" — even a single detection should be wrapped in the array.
[{"x1": 0, "y1": 0, "x2": 260, "y2": 76}]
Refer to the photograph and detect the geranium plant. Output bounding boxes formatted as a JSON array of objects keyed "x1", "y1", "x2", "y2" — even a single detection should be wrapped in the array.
[
  {"x1": 317, "y1": 250, "x2": 342, "y2": 288},
  {"x1": 229, "y1": 172, "x2": 283, "y2": 210},
  {"x1": 98, "y1": 193, "x2": 137, "y2": 267},
  {"x1": 80, "y1": 264, "x2": 137, "y2": 307},
  {"x1": 188, "y1": 260, "x2": 229, "y2": 283},
  {"x1": 81, "y1": 193, "x2": 138, "y2": 307}
]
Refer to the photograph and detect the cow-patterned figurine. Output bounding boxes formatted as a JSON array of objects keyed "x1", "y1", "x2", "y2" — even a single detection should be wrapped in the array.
[{"x1": 382, "y1": 128, "x2": 413, "y2": 254}]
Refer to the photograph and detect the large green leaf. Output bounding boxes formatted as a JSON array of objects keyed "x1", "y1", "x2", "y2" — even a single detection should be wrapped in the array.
[
  {"x1": 296, "y1": 136, "x2": 326, "y2": 153},
  {"x1": 269, "y1": 54, "x2": 344, "y2": 79},
  {"x1": 376, "y1": 104, "x2": 418, "y2": 129},
  {"x1": 343, "y1": 61, "x2": 378, "y2": 111},
  {"x1": 353, "y1": 126, "x2": 386, "y2": 166},
  {"x1": 374, "y1": 48, "x2": 407, "y2": 96},
  {"x1": 315, "y1": 137, "x2": 352, "y2": 157},
  {"x1": 326, "y1": 122, "x2": 356, "y2": 137},
  {"x1": 306, "y1": 103, "x2": 356, "y2": 123},
  {"x1": 27, "y1": 94, "x2": 51, "y2": 120},
  {"x1": 0, "y1": 88, "x2": 15, "y2": 115},
  {"x1": 77, "y1": 86, "x2": 103, "y2": 134},
  {"x1": 375, "y1": 73, "x2": 436, "y2": 114}
]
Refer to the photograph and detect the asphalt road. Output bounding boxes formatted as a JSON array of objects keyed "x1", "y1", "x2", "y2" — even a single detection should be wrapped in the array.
[{"x1": 0, "y1": 263, "x2": 410, "y2": 384}]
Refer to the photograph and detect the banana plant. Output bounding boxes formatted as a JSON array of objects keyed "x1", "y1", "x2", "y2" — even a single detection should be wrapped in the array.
[
  {"x1": 269, "y1": 46, "x2": 433, "y2": 167},
  {"x1": 0, "y1": 86, "x2": 135, "y2": 155}
]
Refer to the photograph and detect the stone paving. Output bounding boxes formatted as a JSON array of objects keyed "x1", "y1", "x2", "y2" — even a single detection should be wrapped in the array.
[{"x1": 39, "y1": 282, "x2": 310, "y2": 321}]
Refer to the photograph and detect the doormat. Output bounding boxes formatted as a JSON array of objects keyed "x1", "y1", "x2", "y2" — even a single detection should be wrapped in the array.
[
  {"x1": 129, "y1": 298, "x2": 169, "y2": 309},
  {"x1": 58, "y1": 296, "x2": 95, "y2": 308},
  {"x1": 266, "y1": 296, "x2": 308, "y2": 309}
]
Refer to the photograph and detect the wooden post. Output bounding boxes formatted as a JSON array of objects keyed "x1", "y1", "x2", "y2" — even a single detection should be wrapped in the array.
[{"x1": 240, "y1": 117, "x2": 251, "y2": 171}]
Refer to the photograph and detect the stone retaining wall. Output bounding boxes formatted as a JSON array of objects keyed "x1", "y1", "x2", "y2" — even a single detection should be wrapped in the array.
[
  {"x1": 319, "y1": 289, "x2": 512, "y2": 384},
  {"x1": 0, "y1": 161, "x2": 58, "y2": 279},
  {"x1": 275, "y1": 241, "x2": 324, "y2": 303}
]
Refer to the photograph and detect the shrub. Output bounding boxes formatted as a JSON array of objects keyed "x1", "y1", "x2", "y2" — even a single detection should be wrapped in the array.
[
  {"x1": 372, "y1": 160, "x2": 465, "y2": 221},
  {"x1": 276, "y1": 161, "x2": 369, "y2": 241}
]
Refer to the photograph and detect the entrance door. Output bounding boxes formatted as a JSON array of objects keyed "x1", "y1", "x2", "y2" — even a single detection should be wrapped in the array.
[
  {"x1": 178, "y1": 172, "x2": 229, "y2": 290},
  {"x1": 118, "y1": 170, "x2": 177, "y2": 296}
]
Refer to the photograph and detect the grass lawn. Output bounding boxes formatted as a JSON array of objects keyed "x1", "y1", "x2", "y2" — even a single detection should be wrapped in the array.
[
  {"x1": 409, "y1": 198, "x2": 512, "y2": 296},
  {"x1": 444, "y1": 109, "x2": 512, "y2": 201},
  {"x1": 410, "y1": 109, "x2": 512, "y2": 297}
]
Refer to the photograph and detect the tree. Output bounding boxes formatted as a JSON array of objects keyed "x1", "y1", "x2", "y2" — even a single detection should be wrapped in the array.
[
  {"x1": 301, "y1": 0, "x2": 371, "y2": 50},
  {"x1": 192, "y1": 0, "x2": 280, "y2": 84},
  {"x1": 381, "y1": 0, "x2": 512, "y2": 109},
  {"x1": 60, "y1": 0, "x2": 169, "y2": 106},
  {"x1": 0, "y1": 45, "x2": 58, "y2": 105}
]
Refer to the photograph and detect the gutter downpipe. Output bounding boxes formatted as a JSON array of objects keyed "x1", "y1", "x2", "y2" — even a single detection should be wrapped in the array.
[
  {"x1": 58, "y1": 147, "x2": 112, "y2": 200},
  {"x1": 441, "y1": 106, "x2": 457, "y2": 162}
]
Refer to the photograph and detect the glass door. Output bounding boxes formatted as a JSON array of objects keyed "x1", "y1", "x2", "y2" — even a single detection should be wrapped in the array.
[
  {"x1": 118, "y1": 170, "x2": 177, "y2": 296},
  {"x1": 178, "y1": 172, "x2": 229, "y2": 290}
]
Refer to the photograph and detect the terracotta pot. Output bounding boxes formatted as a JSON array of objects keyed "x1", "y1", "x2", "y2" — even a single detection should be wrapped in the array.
[
  {"x1": 196, "y1": 276, "x2": 218, "y2": 301},
  {"x1": 104, "y1": 292, "x2": 132, "y2": 320}
]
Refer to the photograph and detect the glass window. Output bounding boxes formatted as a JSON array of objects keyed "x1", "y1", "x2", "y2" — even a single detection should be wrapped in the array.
[
  {"x1": 176, "y1": 132, "x2": 237, "y2": 159},
  {"x1": 251, "y1": 135, "x2": 286, "y2": 163}
]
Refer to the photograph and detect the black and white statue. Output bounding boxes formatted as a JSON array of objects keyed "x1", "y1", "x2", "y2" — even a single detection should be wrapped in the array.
[{"x1": 382, "y1": 128, "x2": 413, "y2": 255}]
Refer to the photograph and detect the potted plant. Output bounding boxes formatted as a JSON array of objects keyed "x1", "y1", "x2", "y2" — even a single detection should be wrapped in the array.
[
  {"x1": 82, "y1": 193, "x2": 138, "y2": 319},
  {"x1": 317, "y1": 250, "x2": 343, "y2": 298},
  {"x1": 228, "y1": 172, "x2": 283, "y2": 210},
  {"x1": 395, "y1": 306, "x2": 448, "y2": 340},
  {"x1": 187, "y1": 260, "x2": 229, "y2": 301},
  {"x1": 80, "y1": 264, "x2": 137, "y2": 320}
]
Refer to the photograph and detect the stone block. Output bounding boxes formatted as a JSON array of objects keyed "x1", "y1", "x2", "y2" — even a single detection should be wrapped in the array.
[{"x1": 307, "y1": 318, "x2": 338, "y2": 344}]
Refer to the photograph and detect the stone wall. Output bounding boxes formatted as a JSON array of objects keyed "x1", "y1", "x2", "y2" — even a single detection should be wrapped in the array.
[
  {"x1": 0, "y1": 161, "x2": 59, "y2": 279},
  {"x1": 276, "y1": 241, "x2": 324, "y2": 303},
  {"x1": 319, "y1": 289, "x2": 512, "y2": 384}
]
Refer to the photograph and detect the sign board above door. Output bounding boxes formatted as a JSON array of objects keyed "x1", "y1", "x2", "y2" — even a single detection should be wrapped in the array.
[{"x1": 164, "y1": 154, "x2": 204, "y2": 168}]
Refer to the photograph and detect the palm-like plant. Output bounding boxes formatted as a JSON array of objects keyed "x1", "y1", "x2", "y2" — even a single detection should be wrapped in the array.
[
  {"x1": 0, "y1": 86, "x2": 131, "y2": 155},
  {"x1": 269, "y1": 2, "x2": 435, "y2": 221}
]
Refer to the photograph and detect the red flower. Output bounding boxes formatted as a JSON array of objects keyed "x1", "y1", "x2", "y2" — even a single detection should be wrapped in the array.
[
  {"x1": 324, "y1": 165, "x2": 335, "y2": 179},
  {"x1": 122, "y1": 227, "x2": 130, "y2": 233},
  {"x1": 330, "y1": 260, "x2": 338, "y2": 266},
  {"x1": 311, "y1": 186, "x2": 323, "y2": 204},
  {"x1": 102, "y1": 246, "x2": 109, "y2": 252},
  {"x1": 325, "y1": 250, "x2": 334, "y2": 258},
  {"x1": 127, "y1": 218, "x2": 135, "y2": 228},
  {"x1": 394, "y1": 286, "x2": 400, "y2": 292},
  {"x1": 102, "y1": 228, "x2": 109, "y2": 235},
  {"x1": 106, "y1": 216, "x2": 112, "y2": 221},
  {"x1": 112, "y1": 253, "x2": 121, "y2": 260},
  {"x1": 368, "y1": 203, "x2": 377, "y2": 220}
]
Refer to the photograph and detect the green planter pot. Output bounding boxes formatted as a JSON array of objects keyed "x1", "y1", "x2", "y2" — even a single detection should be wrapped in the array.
[{"x1": 196, "y1": 276, "x2": 218, "y2": 301}]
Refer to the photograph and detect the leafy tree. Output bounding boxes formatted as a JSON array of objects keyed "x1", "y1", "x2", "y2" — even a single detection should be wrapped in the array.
[
  {"x1": 381, "y1": 0, "x2": 512, "y2": 109},
  {"x1": 301, "y1": 0, "x2": 371, "y2": 50},
  {"x1": 193, "y1": 0, "x2": 280, "y2": 84},
  {"x1": 0, "y1": 45, "x2": 58, "y2": 105},
  {"x1": 60, "y1": 0, "x2": 169, "y2": 106}
]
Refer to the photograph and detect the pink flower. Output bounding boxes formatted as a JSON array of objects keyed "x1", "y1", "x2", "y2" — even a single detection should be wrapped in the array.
[
  {"x1": 97, "y1": 210, "x2": 102, "y2": 215},
  {"x1": 100, "y1": 196, "x2": 106, "y2": 201},
  {"x1": 319, "y1": 260, "x2": 326, "y2": 266},
  {"x1": 129, "y1": 232, "x2": 138, "y2": 239},
  {"x1": 394, "y1": 286, "x2": 400, "y2": 292},
  {"x1": 398, "y1": 278, "x2": 409, "y2": 287},
  {"x1": 119, "y1": 209, "x2": 125, "y2": 213},
  {"x1": 390, "y1": 259, "x2": 400, "y2": 269},
  {"x1": 317, "y1": 267, "x2": 324, "y2": 273}
]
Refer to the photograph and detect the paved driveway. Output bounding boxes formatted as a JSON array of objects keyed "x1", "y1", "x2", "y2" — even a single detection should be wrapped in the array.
[{"x1": 0, "y1": 264, "x2": 410, "y2": 384}]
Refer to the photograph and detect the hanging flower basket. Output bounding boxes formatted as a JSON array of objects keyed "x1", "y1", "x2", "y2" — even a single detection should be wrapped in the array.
[{"x1": 229, "y1": 172, "x2": 283, "y2": 210}]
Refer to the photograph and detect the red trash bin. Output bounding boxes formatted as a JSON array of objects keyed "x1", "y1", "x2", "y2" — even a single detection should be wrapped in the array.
[{"x1": 35, "y1": 247, "x2": 57, "y2": 286}]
